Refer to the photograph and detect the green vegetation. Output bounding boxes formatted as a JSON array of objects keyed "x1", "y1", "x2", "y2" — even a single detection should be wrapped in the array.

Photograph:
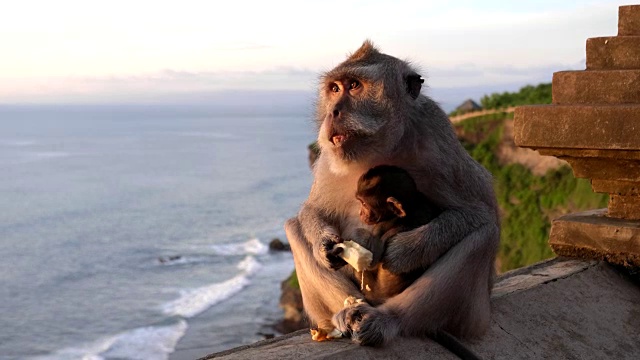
[
  {"x1": 457, "y1": 115, "x2": 608, "y2": 271},
  {"x1": 308, "y1": 141, "x2": 320, "y2": 156},
  {"x1": 480, "y1": 83, "x2": 552, "y2": 110},
  {"x1": 286, "y1": 269, "x2": 299, "y2": 289}
]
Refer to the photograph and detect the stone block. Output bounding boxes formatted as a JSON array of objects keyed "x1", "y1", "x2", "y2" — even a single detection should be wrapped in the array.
[
  {"x1": 552, "y1": 70, "x2": 640, "y2": 104},
  {"x1": 537, "y1": 148, "x2": 640, "y2": 160},
  {"x1": 619, "y1": 5, "x2": 640, "y2": 36},
  {"x1": 587, "y1": 36, "x2": 640, "y2": 70},
  {"x1": 609, "y1": 194, "x2": 640, "y2": 219},
  {"x1": 514, "y1": 105, "x2": 640, "y2": 150},
  {"x1": 549, "y1": 209, "x2": 640, "y2": 267},
  {"x1": 592, "y1": 179, "x2": 640, "y2": 195},
  {"x1": 564, "y1": 157, "x2": 640, "y2": 182}
]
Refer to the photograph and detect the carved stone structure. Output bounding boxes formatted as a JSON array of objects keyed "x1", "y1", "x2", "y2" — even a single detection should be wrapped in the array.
[{"x1": 515, "y1": 5, "x2": 640, "y2": 267}]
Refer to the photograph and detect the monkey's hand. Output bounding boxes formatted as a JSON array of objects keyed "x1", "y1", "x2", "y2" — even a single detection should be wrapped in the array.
[
  {"x1": 316, "y1": 232, "x2": 348, "y2": 270},
  {"x1": 383, "y1": 225, "x2": 430, "y2": 274},
  {"x1": 384, "y1": 209, "x2": 490, "y2": 274}
]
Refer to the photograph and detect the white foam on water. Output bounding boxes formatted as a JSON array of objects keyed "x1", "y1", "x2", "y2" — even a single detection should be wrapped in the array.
[
  {"x1": 210, "y1": 238, "x2": 268, "y2": 256},
  {"x1": 162, "y1": 255, "x2": 261, "y2": 318},
  {"x1": 237, "y1": 254, "x2": 261, "y2": 275},
  {"x1": 29, "y1": 320, "x2": 187, "y2": 360},
  {"x1": 30, "y1": 335, "x2": 114, "y2": 360},
  {"x1": 99, "y1": 320, "x2": 188, "y2": 360}
]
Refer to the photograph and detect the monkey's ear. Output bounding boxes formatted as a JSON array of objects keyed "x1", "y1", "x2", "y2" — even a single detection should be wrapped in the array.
[
  {"x1": 386, "y1": 197, "x2": 406, "y2": 218},
  {"x1": 406, "y1": 74, "x2": 424, "y2": 100}
]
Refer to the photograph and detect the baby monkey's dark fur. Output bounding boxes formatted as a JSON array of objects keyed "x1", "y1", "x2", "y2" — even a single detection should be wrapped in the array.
[{"x1": 354, "y1": 165, "x2": 440, "y2": 305}]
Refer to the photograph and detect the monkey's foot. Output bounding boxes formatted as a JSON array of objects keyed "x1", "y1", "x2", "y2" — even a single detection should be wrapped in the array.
[
  {"x1": 332, "y1": 302, "x2": 371, "y2": 335},
  {"x1": 352, "y1": 308, "x2": 399, "y2": 347},
  {"x1": 334, "y1": 303, "x2": 398, "y2": 347},
  {"x1": 310, "y1": 328, "x2": 343, "y2": 342}
]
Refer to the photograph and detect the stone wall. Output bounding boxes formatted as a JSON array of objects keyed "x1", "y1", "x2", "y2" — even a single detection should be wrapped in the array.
[{"x1": 514, "y1": 5, "x2": 640, "y2": 267}]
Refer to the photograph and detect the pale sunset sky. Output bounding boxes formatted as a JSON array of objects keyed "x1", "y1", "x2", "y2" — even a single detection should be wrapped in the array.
[{"x1": 0, "y1": 0, "x2": 629, "y2": 106}]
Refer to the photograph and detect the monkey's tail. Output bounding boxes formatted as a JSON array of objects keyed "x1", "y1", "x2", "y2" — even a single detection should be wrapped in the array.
[{"x1": 432, "y1": 331, "x2": 482, "y2": 360}]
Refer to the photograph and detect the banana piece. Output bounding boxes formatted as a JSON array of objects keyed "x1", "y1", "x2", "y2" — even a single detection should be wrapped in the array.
[
  {"x1": 310, "y1": 328, "x2": 343, "y2": 341},
  {"x1": 335, "y1": 240, "x2": 373, "y2": 272}
]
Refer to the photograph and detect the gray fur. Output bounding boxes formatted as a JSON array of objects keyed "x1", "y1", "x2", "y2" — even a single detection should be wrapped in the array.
[{"x1": 284, "y1": 40, "x2": 500, "y2": 345}]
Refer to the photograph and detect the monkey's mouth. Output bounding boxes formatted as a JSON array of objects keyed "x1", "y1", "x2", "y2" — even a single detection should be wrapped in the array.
[{"x1": 330, "y1": 133, "x2": 347, "y2": 147}]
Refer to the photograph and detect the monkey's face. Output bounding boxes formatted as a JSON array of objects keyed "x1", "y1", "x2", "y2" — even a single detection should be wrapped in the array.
[
  {"x1": 315, "y1": 41, "x2": 424, "y2": 169},
  {"x1": 358, "y1": 198, "x2": 383, "y2": 225},
  {"x1": 317, "y1": 76, "x2": 390, "y2": 163}
]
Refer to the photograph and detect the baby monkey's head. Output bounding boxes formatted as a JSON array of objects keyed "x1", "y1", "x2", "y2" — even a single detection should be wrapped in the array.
[{"x1": 356, "y1": 165, "x2": 419, "y2": 225}]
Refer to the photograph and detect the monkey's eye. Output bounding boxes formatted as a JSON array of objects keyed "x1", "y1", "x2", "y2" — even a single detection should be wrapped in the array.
[
  {"x1": 349, "y1": 80, "x2": 361, "y2": 90},
  {"x1": 330, "y1": 83, "x2": 340, "y2": 93}
]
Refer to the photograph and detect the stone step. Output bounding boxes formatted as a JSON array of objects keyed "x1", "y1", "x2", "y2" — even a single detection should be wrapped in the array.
[
  {"x1": 587, "y1": 36, "x2": 640, "y2": 70},
  {"x1": 514, "y1": 104, "x2": 640, "y2": 150},
  {"x1": 619, "y1": 5, "x2": 640, "y2": 36},
  {"x1": 550, "y1": 209, "x2": 640, "y2": 267},
  {"x1": 592, "y1": 179, "x2": 640, "y2": 196},
  {"x1": 562, "y1": 157, "x2": 640, "y2": 183},
  {"x1": 553, "y1": 70, "x2": 640, "y2": 104}
]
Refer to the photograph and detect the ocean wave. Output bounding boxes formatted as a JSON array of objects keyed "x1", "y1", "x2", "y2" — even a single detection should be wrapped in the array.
[
  {"x1": 99, "y1": 320, "x2": 187, "y2": 360},
  {"x1": 210, "y1": 238, "x2": 268, "y2": 256},
  {"x1": 162, "y1": 255, "x2": 261, "y2": 318},
  {"x1": 30, "y1": 320, "x2": 187, "y2": 360},
  {"x1": 237, "y1": 254, "x2": 261, "y2": 275}
]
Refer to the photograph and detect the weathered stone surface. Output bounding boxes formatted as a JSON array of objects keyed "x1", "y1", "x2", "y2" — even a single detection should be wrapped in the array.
[
  {"x1": 552, "y1": 70, "x2": 640, "y2": 104},
  {"x1": 563, "y1": 157, "x2": 640, "y2": 182},
  {"x1": 200, "y1": 329, "x2": 457, "y2": 360},
  {"x1": 466, "y1": 261, "x2": 640, "y2": 359},
  {"x1": 491, "y1": 258, "x2": 596, "y2": 298},
  {"x1": 200, "y1": 259, "x2": 640, "y2": 360},
  {"x1": 609, "y1": 194, "x2": 640, "y2": 219},
  {"x1": 619, "y1": 5, "x2": 640, "y2": 36},
  {"x1": 592, "y1": 179, "x2": 640, "y2": 195},
  {"x1": 587, "y1": 36, "x2": 640, "y2": 70},
  {"x1": 549, "y1": 209, "x2": 640, "y2": 267},
  {"x1": 514, "y1": 105, "x2": 640, "y2": 150}
]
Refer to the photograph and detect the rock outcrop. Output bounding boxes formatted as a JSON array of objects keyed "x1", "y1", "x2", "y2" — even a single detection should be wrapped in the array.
[{"x1": 274, "y1": 271, "x2": 306, "y2": 334}]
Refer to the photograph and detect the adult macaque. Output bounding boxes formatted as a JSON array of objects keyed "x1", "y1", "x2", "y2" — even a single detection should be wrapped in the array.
[{"x1": 285, "y1": 41, "x2": 500, "y2": 346}]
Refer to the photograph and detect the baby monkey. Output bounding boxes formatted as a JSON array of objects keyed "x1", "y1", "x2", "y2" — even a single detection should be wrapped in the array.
[{"x1": 354, "y1": 165, "x2": 440, "y2": 305}]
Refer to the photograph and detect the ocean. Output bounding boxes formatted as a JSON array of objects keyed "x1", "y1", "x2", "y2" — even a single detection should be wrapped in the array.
[{"x1": 0, "y1": 105, "x2": 315, "y2": 360}]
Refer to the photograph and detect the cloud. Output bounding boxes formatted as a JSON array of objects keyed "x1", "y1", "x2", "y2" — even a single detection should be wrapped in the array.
[
  {"x1": 0, "y1": 58, "x2": 584, "y2": 106},
  {"x1": 423, "y1": 59, "x2": 585, "y2": 88},
  {"x1": 0, "y1": 68, "x2": 320, "y2": 104}
]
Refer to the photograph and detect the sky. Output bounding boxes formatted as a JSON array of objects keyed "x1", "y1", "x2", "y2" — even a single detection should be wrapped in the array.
[{"x1": 0, "y1": 0, "x2": 629, "y2": 107}]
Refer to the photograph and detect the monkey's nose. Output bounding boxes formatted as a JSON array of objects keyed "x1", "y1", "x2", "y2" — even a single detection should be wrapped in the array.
[{"x1": 332, "y1": 104, "x2": 343, "y2": 119}]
